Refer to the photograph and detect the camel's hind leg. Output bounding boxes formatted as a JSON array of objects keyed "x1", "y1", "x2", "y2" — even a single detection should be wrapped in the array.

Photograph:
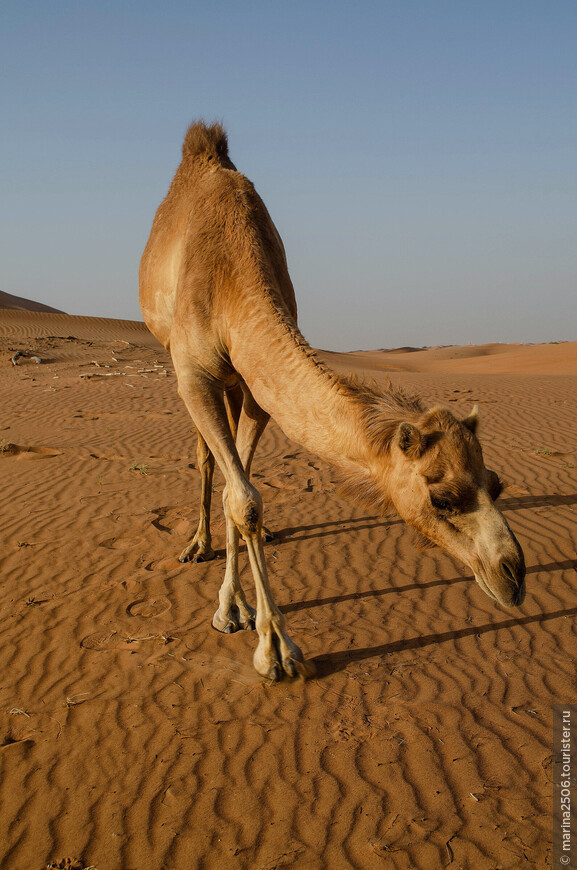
[
  {"x1": 179, "y1": 429, "x2": 216, "y2": 563},
  {"x1": 179, "y1": 385, "x2": 243, "y2": 563},
  {"x1": 174, "y1": 369, "x2": 304, "y2": 679}
]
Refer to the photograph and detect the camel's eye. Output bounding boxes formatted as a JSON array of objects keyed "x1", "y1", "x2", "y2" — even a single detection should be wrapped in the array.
[{"x1": 431, "y1": 495, "x2": 453, "y2": 513}]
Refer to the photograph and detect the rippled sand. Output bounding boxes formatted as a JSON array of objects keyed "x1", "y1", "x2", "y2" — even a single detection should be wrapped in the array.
[{"x1": 0, "y1": 309, "x2": 575, "y2": 869}]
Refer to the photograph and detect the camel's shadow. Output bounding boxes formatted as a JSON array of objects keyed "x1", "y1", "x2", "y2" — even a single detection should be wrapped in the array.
[
  {"x1": 498, "y1": 492, "x2": 577, "y2": 510},
  {"x1": 209, "y1": 514, "x2": 395, "y2": 559},
  {"x1": 270, "y1": 490, "x2": 577, "y2": 547},
  {"x1": 273, "y1": 514, "x2": 396, "y2": 544},
  {"x1": 311, "y1": 601, "x2": 577, "y2": 677},
  {"x1": 281, "y1": 558, "x2": 577, "y2": 616},
  {"x1": 209, "y1": 491, "x2": 577, "y2": 558}
]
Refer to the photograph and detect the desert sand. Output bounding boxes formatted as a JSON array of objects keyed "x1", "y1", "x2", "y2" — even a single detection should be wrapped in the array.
[
  {"x1": 0, "y1": 308, "x2": 575, "y2": 869},
  {"x1": 0, "y1": 291, "x2": 65, "y2": 315}
]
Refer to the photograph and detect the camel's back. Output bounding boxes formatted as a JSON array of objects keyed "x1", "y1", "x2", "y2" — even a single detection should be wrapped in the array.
[{"x1": 139, "y1": 122, "x2": 297, "y2": 351}]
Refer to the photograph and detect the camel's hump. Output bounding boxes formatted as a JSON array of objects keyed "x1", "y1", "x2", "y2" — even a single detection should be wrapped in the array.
[{"x1": 182, "y1": 120, "x2": 229, "y2": 161}]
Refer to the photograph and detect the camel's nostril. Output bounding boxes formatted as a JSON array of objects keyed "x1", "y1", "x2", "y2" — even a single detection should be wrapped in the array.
[
  {"x1": 501, "y1": 559, "x2": 526, "y2": 605},
  {"x1": 502, "y1": 561, "x2": 516, "y2": 584}
]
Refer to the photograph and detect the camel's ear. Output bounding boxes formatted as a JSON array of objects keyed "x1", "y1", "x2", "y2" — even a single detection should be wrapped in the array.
[
  {"x1": 396, "y1": 422, "x2": 425, "y2": 459},
  {"x1": 485, "y1": 468, "x2": 503, "y2": 501},
  {"x1": 463, "y1": 405, "x2": 480, "y2": 435}
]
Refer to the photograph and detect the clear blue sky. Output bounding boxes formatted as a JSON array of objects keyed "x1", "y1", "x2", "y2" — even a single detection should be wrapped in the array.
[{"x1": 2, "y1": 1, "x2": 576, "y2": 350}]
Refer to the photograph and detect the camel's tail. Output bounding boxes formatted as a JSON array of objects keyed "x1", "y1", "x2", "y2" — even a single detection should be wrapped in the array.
[{"x1": 182, "y1": 121, "x2": 229, "y2": 161}]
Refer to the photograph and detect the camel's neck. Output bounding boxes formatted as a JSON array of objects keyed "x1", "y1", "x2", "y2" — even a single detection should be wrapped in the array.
[{"x1": 228, "y1": 296, "x2": 373, "y2": 468}]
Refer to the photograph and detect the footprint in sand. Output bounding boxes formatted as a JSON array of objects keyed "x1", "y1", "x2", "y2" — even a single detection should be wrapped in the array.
[
  {"x1": 150, "y1": 506, "x2": 190, "y2": 535},
  {"x1": 98, "y1": 536, "x2": 144, "y2": 550},
  {"x1": 119, "y1": 579, "x2": 142, "y2": 593},
  {"x1": 80, "y1": 630, "x2": 121, "y2": 651},
  {"x1": 0, "y1": 735, "x2": 35, "y2": 752},
  {"x1": 143, "y1": 557, "x2": 180, "y2": 572},
  {"x1": 80, "y1": 630, "x2": 146, "y2": 652},
  {"x1": 126, "y1": 597, "x2": 171, "y2": 618}
]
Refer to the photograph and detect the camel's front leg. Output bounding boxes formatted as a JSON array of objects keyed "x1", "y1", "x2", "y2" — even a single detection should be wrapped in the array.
[
  {"x1": 243, "y1": 529, "x2": 304, "y2": 680},
  {"x1": 226, "y1": 391, "x2": 304, "y2": 679},
  {"x1": 220, "y1": 479, "x2": 303, "y2": 679},
  {"x1": 212, "y1": 487, "x2": 256, "y2": 633}
]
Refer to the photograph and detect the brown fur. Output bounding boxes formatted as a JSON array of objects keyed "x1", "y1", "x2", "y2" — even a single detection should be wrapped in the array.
[{"x1": 182, "y1": 121, "x2": 229, "y2": 160}]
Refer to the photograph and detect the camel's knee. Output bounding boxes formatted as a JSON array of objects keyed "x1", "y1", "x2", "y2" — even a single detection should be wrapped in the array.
[{"x1": 228, "y1": 484, "x2": 262, "y2": 537}]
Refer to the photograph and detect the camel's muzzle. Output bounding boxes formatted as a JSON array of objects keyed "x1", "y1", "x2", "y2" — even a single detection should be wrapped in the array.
[{"x1": 473, "y1": 534, "x2": 526, "y2": 608}]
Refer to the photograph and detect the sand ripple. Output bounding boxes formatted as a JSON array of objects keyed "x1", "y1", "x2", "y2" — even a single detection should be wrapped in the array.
[{"x1": 0, "y1": 317, "x2": 575, "y2": 868}]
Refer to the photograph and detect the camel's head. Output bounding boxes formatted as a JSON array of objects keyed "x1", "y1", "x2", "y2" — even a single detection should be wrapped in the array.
[{"x1": 386, "y1": 406, "x2": 525, "y2": 607}]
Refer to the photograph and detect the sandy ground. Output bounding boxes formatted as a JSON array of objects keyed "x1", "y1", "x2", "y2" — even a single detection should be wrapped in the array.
[{"x1": 0, "y1": 309, "x2": 575, "y2": 870}]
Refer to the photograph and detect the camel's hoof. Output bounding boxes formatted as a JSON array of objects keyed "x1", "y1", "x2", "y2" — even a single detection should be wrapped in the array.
[
  {"x1": 262, "y1": 657, "x2": 312, "y2": 681},
  {"x1": 239, "y1": 612, "x2": 256, "y2": 631},
  {"x1": 268, "y1": 664, "x2": 281, "y2": 682},
  {"x1": 263, "y1": 528, "x2": 275, "y2": 544},
  {"x1": 255, "y1": 638, "x2": 307, "y2": 681},
  {"x1": 179, "y1": 546, "x2": 216, "y2": 564},
  {"x1": 213, "y1": 611, "x2": 237, "y2": 633},
  {"x1": 212, "y1": 604, "x2": 256, "y2": 634}
]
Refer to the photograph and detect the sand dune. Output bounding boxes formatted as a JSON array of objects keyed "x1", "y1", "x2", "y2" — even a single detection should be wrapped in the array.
[
  {"x1": 323, "y1": 340, "x2": 577, "y2": 376},
  {"x1": 0, "y1": 309, "x2": 161, "y2": 348},
  {"x1": 0, "y1": 290, "x2": 66, "y2": 314},
  {"x1": 0, "y1": 311, "x2": 575, "y2": 869}
]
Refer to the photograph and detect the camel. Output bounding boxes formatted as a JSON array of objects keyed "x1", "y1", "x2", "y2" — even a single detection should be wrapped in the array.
[{"x1": 139, "y1": 121, "x2": 526, "y2": 680}]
